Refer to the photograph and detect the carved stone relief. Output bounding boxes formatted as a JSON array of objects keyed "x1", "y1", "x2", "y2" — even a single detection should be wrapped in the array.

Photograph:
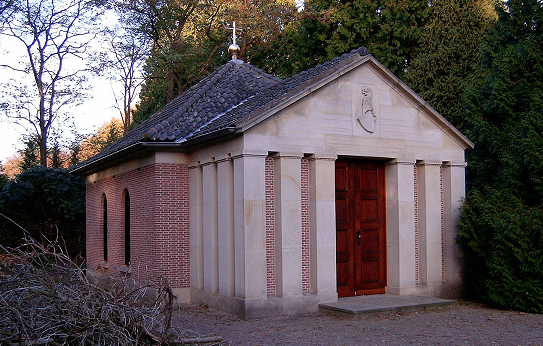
[{"x1": 357, "y1": 88, "x2": 376, "y2": 133}]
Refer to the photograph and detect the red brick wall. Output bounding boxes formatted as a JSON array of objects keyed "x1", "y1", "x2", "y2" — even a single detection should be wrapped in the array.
[
  {"x1": 440, "y1": 165, "x2": 445, "y2": 284},
  {"x1": 86, "y1": 181, "x2": 104, "y2": 270},
  {"x1": 86, "y1": 162, "x2": 190, "y2": 289},
  {"x1": 154, "y1": 163, "x2": 190, "y2": 288},
  {"x1": 301, "y1": 158, "x2": 310, "y2": 293},
  {"x1": 265, "y1": 156, "x2": 276, "y2": 296},
  {"x1": 414, "y1": 164, "x2": 420, "y2": 285}
]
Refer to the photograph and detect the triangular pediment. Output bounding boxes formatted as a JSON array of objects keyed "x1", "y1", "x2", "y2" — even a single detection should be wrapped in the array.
[
  {"x1": 239, "y1": 56, "x2": 472, "y2": 162},
  {"x1": 239, "y1": 55, "x2": 472, "y2": 152}
]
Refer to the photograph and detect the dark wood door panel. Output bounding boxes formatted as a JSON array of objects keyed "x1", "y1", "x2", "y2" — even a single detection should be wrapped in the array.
[
  {"x1": 359, "y1": 199, "x2": 379, "y2": 222},
  {"x1": 336, "y1": 159, "x2": 386, "y2": 297}
]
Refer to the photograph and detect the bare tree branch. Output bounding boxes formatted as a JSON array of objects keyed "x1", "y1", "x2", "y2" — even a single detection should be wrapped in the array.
[
  {"x1": 0, "y1": 228, "x2": 227, "y2": 345},
  {"x1": 0, "y1": 0, "x2": 103, "y2": 166},
  {"x1": 105, "y1": 25, "x2": 149, "y2": 133}
]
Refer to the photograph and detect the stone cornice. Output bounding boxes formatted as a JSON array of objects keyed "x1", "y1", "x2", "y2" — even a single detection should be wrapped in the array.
[
  {"x1": 385, "y1": 160, "x2": 416, "y2": 166},
  {"x1": 190, "y1": 153, "x2": 270, "y2": 168},
  {"x1": 231, "y1": 153, "x2": 268, "y2": 160},
  {"x1": 416, "y1": 161, "x2": 442, "y2": 167},
  {"x1": 443, "y1": 162, "x2": 468, "y2": 168}
]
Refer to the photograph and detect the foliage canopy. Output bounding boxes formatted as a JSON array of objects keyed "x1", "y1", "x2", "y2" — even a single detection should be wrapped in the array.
[
  {"x1": 250, "y1": 0, "x2": 431, "y2": 79},
  {"x1": 457, "y1": 0, "x2": 543, "y2": 312},
  {"x1": 0, "y1": 166, "x2": 86, "y2": 256},
  {"x1": 405, "y1": 0, "x2": 496, "y2": 131}
]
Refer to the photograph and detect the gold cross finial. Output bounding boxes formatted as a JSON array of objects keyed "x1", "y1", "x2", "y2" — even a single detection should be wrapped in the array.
[
  {"x1": 227, "y1": 21, "x2": 242, "y2": 60},
  {"x1": 228, "y1": 21, "x2": 240, "y2": 46}
]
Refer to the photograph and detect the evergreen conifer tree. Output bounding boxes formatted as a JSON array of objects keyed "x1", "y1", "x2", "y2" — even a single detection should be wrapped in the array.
[
  {"x1": 465, "y1": 0, "x2": 543, "y2": 201},
  {"x1": 405, "y1": 0, "x2": 496, "y2": 130},
  {"x1": 328, "y1": 0, "x2": 431, "y2": 79},
  {"x1": 458, "y1": 0, "x2": 543, "y2": 313},
  {"x1": 259, "y1": 0, "x2": 431, "y2": 79},
  {"x1": 19, "y1": 138, "x2": 40, "y2": 172}
]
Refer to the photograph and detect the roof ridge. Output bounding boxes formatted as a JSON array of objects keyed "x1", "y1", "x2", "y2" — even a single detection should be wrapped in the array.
[
  {"x1": 142, "y1": 62, "x2": 236, "y2": 140},
  {"x1": 237, "y1": 60, "x2": 282, "y2": 82},
  {"x1": 285, "y1": 46, "x2": 369, "y2": 84},
  {"x1": 175, "y1": 62, "x2": 280, "y2": 141}
]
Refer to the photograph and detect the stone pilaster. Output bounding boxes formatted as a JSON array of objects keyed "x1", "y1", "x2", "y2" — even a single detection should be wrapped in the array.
[
  {"x1": 217, "y1": 155, "x2": 235, "y2": 297},
  {"x1": 202, "y1": 158, "x2": 218, "y2": 293},
  {"x1": 385, "y1": 160, "x2": 417, "y2": 295},
  {"x1": 308, "y1": 154, "x2": 337, "y2": 302},
  {"x1": 233, "y1": 153, "x2": 267, "y2": 300},
  {"x1": 273, "y1": 153, "x2": 303, "y2": 297},
  {"x1": 416, "y1": 161, "x2": 443, "y2": 286}
]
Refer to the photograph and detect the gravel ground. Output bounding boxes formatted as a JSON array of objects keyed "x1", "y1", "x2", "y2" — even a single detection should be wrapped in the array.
[{"x1": 172, "y1": 301, "x2": 543, "y2": 345}]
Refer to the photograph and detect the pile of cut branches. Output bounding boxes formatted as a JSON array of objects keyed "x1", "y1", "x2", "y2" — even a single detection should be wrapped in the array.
[{"x1": 0, "y1": 235, "x2": 223, "y2": 345}]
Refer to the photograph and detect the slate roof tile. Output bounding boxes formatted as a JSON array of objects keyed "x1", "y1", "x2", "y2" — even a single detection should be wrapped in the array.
[
  {"x1": 187, "y1": 47, "x2": 370, "y2": 140},
  {"x1": 75, "y1": 59, "x2": 280, "y2": 168}
]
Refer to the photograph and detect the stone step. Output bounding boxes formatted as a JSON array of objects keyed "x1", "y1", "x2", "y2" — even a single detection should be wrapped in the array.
[{"x1": 319, "y1": 295, "x2": 457, "y2": 318}]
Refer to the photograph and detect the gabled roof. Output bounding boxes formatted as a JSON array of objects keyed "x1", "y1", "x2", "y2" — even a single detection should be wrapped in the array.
[
  {"x1": 142, "y1": 60, "x2": 281, "y2": 142},
  {"x1": 72, "y1": 47, "x2": 473, "y2": 175},
  {"x1": 184, "y1": 47, "x2": 372, "y2": 141}
]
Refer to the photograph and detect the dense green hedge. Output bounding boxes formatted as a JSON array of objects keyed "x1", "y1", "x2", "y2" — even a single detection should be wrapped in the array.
[
  {"x1": 457, "y1": 188, "x2": 543, "y2": 313},
  {"x1": 457, "y1": 0, "x2": 543, "y2": 313},
  {"x1": 0, "y1": 166, "x2": 86, "y2": 257}
]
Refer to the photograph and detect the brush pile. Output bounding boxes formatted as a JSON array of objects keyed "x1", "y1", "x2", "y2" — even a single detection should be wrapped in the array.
[{"x1": 0, "y1": 236, "x2": 223, "y2": 345}]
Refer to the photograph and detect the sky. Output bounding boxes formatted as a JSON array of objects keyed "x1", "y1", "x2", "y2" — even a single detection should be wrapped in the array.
[
  {"x1": 0, "y1": 77, "x2": 120, "y2": 164},
  {"x1": 0, "y1": 9, "x2": 125, "y2": 166},
  {"x1": 0, "y1": 2, "x2": 309, "y2": 166}
]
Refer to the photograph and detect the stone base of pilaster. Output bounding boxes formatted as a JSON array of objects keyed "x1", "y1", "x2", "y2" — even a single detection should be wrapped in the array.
[
  {"x1": 191, "y1": 289, "x2": 337, "y2": 320},
  {"x1": 386, "y1": 282, "x2": 464, "y2": 299}
]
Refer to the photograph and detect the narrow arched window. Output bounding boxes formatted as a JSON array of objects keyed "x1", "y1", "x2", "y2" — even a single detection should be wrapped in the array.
[
  {"x1": 102, "y1": 194, "x2": 108, "y2": 261},
  {"x1": 123, "y1": 189, "x2": 131, "y2": 266}
]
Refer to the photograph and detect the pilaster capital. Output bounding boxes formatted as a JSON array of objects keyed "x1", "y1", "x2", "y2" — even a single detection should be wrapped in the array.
[
  {"x1": 442, "y1": 161, "x2": 467, "y2": 168},
  {"x1": 188, "y1": 161, "x2": 201, "y2": 169},
  {"x1": 215, "y1": 154, "x2": 233, "y2": 164},
  {"x1": 306, "y1": 153, "x2": 337, "y2": 161},
  {"x1": 230, "y1": 150, "x2": 268, "y2": 160},
  {"x1": 270, "y1": 152, "x2": 304, "y2": 160},
  {"x1": 200, "y1": 157, "x2": 216, "y2": 167},
  {"x1": 416, "y1": 160, "x2": 442, "y2": 167},
  {"x1": 385, "y1": 159, "x2": 416, "y2": 167}
]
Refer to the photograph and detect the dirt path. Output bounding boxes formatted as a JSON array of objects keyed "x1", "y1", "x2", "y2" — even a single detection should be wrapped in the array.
[{"x1": 172, "y1": 301, "x2": 543, "y2": 345}]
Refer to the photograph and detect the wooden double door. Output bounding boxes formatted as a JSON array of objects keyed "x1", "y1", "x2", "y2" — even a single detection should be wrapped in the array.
[{"x1": 336, "y1": 159, "x2": 387, "y2": 297}]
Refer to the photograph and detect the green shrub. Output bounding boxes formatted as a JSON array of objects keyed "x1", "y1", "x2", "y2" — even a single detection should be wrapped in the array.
[
  {"x1": 0, "y1": 166, "x2": 85, "y2": 257},
  {"x1": 458, "y1": 188, "x2": 543, "y2": 313}
]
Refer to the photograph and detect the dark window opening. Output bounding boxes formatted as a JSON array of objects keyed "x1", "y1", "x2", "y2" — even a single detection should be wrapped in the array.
[
  {"x1": 102, "y1": 194, "x2": 108, "y2": 261},
  {"x1": 124, "y1": 189, "x2": 130, "y2": 266}
]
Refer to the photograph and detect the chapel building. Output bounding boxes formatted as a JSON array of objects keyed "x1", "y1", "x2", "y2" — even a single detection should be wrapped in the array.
[{"x1": 72, "y1": 47, "x2": 473, "y2": 319}]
